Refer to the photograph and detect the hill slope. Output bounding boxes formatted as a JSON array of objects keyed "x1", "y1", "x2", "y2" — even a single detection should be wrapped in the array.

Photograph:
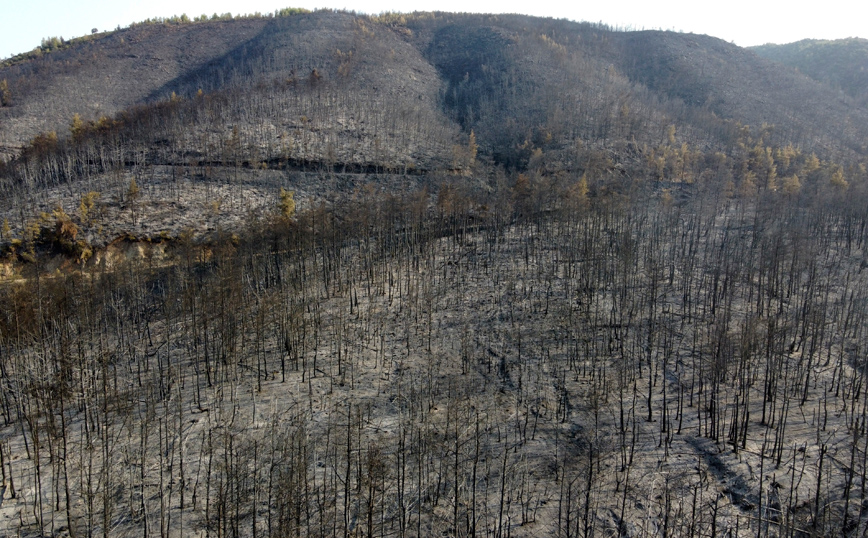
[
  {"x1": 0, "y1": 12, "x2": 458, "y2": 169},
  {"x1": 3, "y1": 12, "x2": 868, "y2": 168},
  {"x1": 1, "y1": 11, "x2": 867, "y2": 252},
  {"x1": 751, "y1": 37, "x2": 868, "y2": 108},
  {"x1": 2, "y1": 12, "x2": 868, "y2": 538}
]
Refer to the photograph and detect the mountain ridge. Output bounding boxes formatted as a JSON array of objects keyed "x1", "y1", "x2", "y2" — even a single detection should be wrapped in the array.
[
  {"x1": 3, "y1": 12, "x2": 868, "y2": 164},
  {"x1": 1, "y1": 11, "x2": 867, "y2": 251},
  {"x1": 751, "y1": 37, "x2": 868, "y2": 109}
]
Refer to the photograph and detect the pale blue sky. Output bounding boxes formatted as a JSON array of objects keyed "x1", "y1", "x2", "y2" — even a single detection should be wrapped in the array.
[{"x1": 1, "y1": 0, "x2": 866, "y2": 59}]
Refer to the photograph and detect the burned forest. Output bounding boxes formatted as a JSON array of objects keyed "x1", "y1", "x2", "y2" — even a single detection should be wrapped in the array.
[{"x1": 2, "y1": 9, "x2": 868, "y2": 538}]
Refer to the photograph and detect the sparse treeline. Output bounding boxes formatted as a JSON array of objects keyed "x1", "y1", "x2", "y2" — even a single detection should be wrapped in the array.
[
  {"x1": 130, "y1": 6, "x2": 313, "y2": 27},
  {"x1": 3, "y1": 171, "x2": 868, "y2": 536},
  {"x1": 0, "y1": 77, "x2": 454, "y2": 204},
  {"x1": 0, "y1": 8, "x2": 314, "y2": 70},
  {"x1": 1, "y1": 89, "x2": 863, "y2": 258}
]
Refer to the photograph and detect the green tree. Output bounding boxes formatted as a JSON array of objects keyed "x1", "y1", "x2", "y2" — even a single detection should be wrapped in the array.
[
  {"x1": 40, "y1": 36, "x2": 63, "y2": 52},
  {"x1": 803, "y1": 153, "x2": 820, "y2": 175},
  {"x1": 79, "y1": 191, "x2": 101, "y2": 224},
  {"x1": 452, "y1": 130, "x2": 478, "y2": 171},
  {"x1": 279, "y1": 188, "x2": 296, "y2": 220},
  {"x1": 565, "y1": 173, "x2": 590, "y2": 209},
  {"x1": 782, "y1": 174, "x2": 801, "y2": 195},
  {"x1": 127, "y1": 178, "x2": 140, "y2": 203},
  {"x1": 830, "y1": 166, "x2": 848, "y2": 190},
  {"x1": 70, "y1": 113, "x2": 85, "y2": 141},
  {"x1": 0, "y1": 79, "x2": 10, "y2": 107},
  {"x1": 52, "y1": 205, "x2": 78, "y2": 242},
  {"x1": 739, "y1": 171, "x2": 758, "y2": 197},
  {"x1": 276, "y1": 7, "x2": 310, "y2": 16}
]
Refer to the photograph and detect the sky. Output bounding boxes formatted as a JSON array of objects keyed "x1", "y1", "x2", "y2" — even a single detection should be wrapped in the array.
[{"x1": 1, "y1": 0, "x2": 866, "y2": 60}]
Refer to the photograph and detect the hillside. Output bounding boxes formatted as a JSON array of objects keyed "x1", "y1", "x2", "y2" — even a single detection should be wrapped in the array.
[
  {"x1": 0, "y1": 18, "x2": 272, "y2": 158},
  {"x1": 2, "y1": 11, "x2": 868, "y2": 538},
  {"x1": 751, "y1": 38, "x2": 868, "y2": 109},
  {"x1": 1, "y1": 11, "x2": 866, "y2": 247},
  {"x1": 3, "y1": 12, "x2": 868, "y2": 165},
  {"x1": 0, "y1": 11, "x2": 457, "y2": 168}
]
